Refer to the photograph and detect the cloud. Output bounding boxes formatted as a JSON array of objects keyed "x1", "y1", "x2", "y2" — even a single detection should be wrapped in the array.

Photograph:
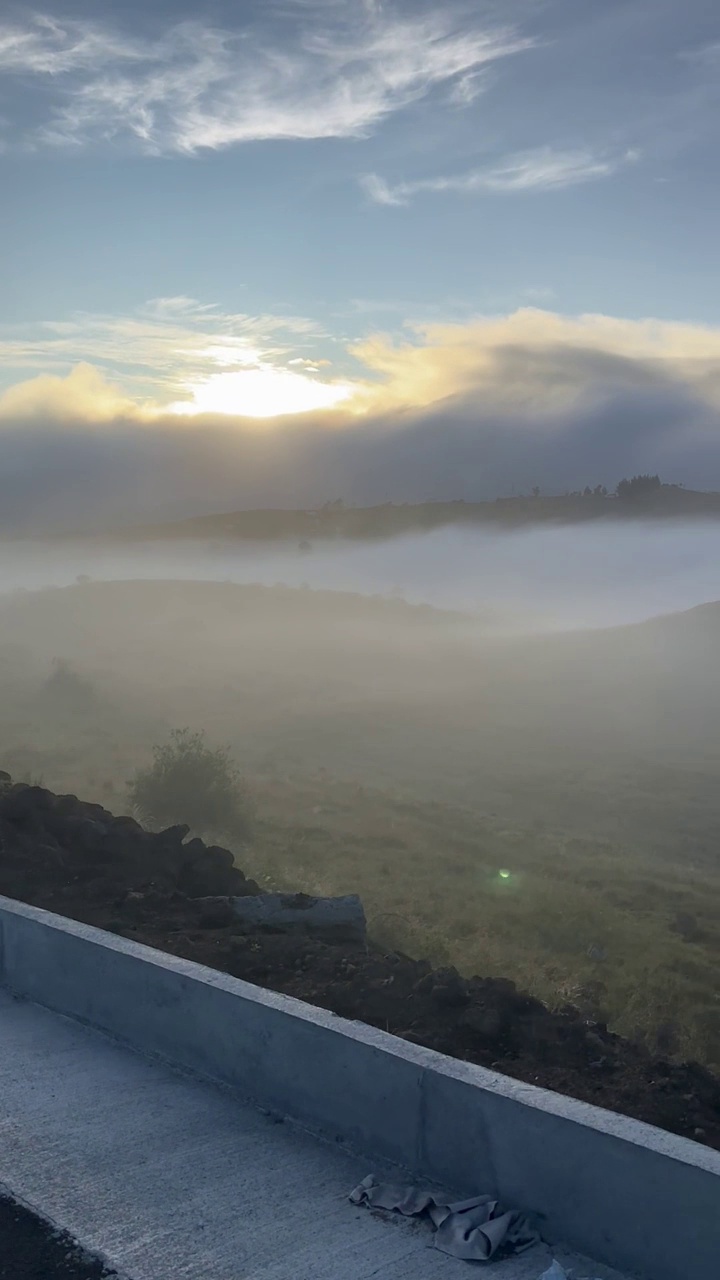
[
  {"x1": 0, "y1": 295, "x2": 359, "y2": 422},
  {"x1": 2, "y1": 306, "x2": 720, "y2": 533},
  {"x1": 361, "y1": 146, "x2": 639, "y2": 204},
  {"x1": 0, "y1": 297, "x2": 332, "y2": 408},
  {"x1": 6, "y1": 302, "x2": 720, "y2": 426},
  {"x1": 0, "y1": 7, "x2": 536, "y2": 153},
  {"x1": 0, "y1": 13, "x2": 148, "y2": 76},
  {"x1": 167, "y1": 365, "x2": 354, "y2": 419},
  {"x1": 359, "y1": 173, "x2": 405, "y2": 206},
  {"x1": 680, "y1": 41, "x2": 720, "y2": 66},
  {"x1": 348, "y1": 308, "x2": 720, "y2": 415},
  {"x1": 0, "y1": 363, "x2": 144, "y2": 422},
  {"x1": 447, "y1": 69, "x2": 486, "y2": 107}
]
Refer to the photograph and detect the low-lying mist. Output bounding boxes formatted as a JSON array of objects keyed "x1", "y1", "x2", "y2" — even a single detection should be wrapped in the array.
[
  {"x1": 1, "y1": 518, "x2": 719, "y2": 1066},
  {"x1": 2, "y1": 517, "x2": 720, "y2": 632}
]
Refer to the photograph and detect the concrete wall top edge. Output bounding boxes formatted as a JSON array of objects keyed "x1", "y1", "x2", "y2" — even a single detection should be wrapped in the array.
[{"x1": 1, "y1": 892, "x2": 718, "y2": 1179}]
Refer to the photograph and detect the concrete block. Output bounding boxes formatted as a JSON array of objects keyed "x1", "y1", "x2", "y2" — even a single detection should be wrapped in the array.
[
  {"x1": 419, "y1": 1060, "x2": 720, "y2": 1280},
  {"x1": 230, "y1": 891, "x2": 367, "y2": 944},
  {"x1": 0, "y1": 896, "x2": 417, "y2": 1167}
]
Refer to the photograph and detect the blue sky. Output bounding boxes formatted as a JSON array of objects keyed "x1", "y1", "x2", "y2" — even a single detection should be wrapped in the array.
[
  {"x1": 2, "y1": 0, "x2": 719, "y2": 329},
  {"x1": 1, "y1": 1, "x2": 720, "y2": 522}
]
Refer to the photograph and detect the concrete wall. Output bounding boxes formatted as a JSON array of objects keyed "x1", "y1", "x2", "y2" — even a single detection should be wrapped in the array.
[{"x1": 1, "y1": 894, "x2": 718, "y2": 1280}]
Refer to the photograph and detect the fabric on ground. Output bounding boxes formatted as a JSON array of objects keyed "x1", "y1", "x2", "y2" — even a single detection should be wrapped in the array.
[
  {"x1": 539, "y1": 1263, "x2": 602, "y2": 1280},
  {"x1": 348, "y1": 1175, "x2": 539, "y2": 1262}
]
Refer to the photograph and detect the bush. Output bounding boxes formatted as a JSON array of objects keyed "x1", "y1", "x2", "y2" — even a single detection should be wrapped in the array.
[
  {"x1": 43, "y1": 659, "x2": 96, "y2": 714},
  {"x1": 128, "y1": 729, "x2": 251, "y2": 839}
]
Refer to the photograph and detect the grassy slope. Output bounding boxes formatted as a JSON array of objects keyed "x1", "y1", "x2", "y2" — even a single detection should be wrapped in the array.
[{"x1": 1, "y1": 579, "x2": 719, "y2": 1067}]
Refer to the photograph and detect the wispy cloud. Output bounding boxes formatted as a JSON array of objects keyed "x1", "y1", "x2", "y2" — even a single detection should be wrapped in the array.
[
  {"x1": 679, "y1": 40, "x2": 720, "y2": 66},
  {"x1": 361, "y1": 146, "x2": 639, "y2": 205},
  {"x1": 0, "y1": 7, "x2": 536, "y2": 153},
  {"x1": 0, "y1": 296, "x2": 332, "y2": 408},
  {"x1": 0, "y1": 13, "x2": 148, "y2": 75}
]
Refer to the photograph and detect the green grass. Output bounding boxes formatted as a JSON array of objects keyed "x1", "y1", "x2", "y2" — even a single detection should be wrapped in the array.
[
  {"x1": 5, "y1": 726, "x2": 717, "y2": 1069},
  {"x1": 239, "y1": 774, "x2": 720, "y2": 1067},
  {"x1": 1, "y1": 578, "x2": 719, "y2": 1070}
]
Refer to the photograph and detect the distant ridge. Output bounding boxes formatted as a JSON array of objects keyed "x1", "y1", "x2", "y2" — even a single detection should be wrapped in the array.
[{"x1": 90, "y1": 484, "x2": 720, "y2": 543}]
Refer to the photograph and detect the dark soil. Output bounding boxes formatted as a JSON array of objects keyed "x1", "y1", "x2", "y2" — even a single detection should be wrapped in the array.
[
  {"x1": 1, "y1": 777, "x2": 719, "y2": 1152},
  {"x1": 0, "y1": 1196, "x2": 116, "y2": 1279}
]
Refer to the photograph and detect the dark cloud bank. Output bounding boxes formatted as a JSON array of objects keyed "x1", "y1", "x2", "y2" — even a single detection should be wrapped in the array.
[{"x1": 1, "y1": 346, "x2": 719, "y2": 535}]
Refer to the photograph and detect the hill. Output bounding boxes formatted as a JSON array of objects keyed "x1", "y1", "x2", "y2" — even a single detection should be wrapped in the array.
[
  {"x1": 1, "y1": 578, "x2": 719, "y2": 1069},
  {"x1": 61, "y1": 483, "x2": 720, "y2": 544}
]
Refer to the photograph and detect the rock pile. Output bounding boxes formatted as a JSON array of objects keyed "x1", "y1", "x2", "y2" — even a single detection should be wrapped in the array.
[{"x1": 0, "y1": 774, "x2": 259, "y2": 905}]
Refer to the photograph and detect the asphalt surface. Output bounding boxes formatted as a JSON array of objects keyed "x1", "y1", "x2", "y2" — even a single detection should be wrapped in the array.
[
  {"x1": 0, "y1": 990, "x2": 631, "y2": 1280},
  {"x1": 0, "y1": 1194, "x2": 115, "y2": 1279}
]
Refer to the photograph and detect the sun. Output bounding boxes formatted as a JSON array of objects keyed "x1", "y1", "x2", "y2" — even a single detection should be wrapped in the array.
[{"x1": 167, "y1": 364, "x2": 354, "y2": 419}]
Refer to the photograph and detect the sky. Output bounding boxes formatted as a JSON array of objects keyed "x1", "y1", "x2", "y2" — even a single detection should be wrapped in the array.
[{"x1": 1, "y1": 0, "x2": 720, "y2": 527}]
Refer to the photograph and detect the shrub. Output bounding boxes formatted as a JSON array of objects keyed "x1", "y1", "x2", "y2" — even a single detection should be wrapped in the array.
[
  {"x1": 43, "y1": 659, "x2": 96, "y2": 714},
  {"x1": 128, "y1": 729, "x2": 251, "y2": 839}
]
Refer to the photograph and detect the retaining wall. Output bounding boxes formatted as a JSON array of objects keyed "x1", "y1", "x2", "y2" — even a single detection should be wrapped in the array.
[{"x1": 0, "y1": 894, "x2": 718, "y2": 1280}]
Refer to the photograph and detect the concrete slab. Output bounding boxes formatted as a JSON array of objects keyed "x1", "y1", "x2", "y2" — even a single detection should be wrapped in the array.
[{"x1": 0, "y1": 992, "x2": 629, "y2": 1280}]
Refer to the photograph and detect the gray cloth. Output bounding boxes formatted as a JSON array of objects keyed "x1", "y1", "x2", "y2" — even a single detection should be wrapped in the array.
[
  {"x1": 349, "y1": 1174, "x2": 539, "y2": 1262},
  {"x1": 540, "y1": 1264, "x2": 601, "y2": 1280}
]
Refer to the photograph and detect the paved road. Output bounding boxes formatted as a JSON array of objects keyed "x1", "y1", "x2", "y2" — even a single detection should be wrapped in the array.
[{"x1": 0, "y1": 991, "x2": 631, "y2": 1280}]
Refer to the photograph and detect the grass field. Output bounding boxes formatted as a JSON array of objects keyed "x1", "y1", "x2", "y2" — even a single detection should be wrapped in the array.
[{"x1": 1, "y1": 578, "x2": 719, "y2": 1069}]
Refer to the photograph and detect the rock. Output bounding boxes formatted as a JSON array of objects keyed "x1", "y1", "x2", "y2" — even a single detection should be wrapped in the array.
[
  {"x1": 196, "y1": 898, "x2": 237, "y2": 929},
  {"x1": 157, "y1": 824, "x2": 191, "y2": 845},
  {"x1": 99, "y1": 825, "x2": 151, "y2": 861},
  {"x1": 0, "y1": 778, "x2": 260, "y2": 908},
  {"x1": 178, "y1": 857, "x2": 250, "y2": 899},
  {"x1": 180, "y1": 837, "x2": 207, "y2": 864},
  {"x1": 80, "y1": 802, "x2": 115, "y2": 823},
  {"x1": 460, "y1": 1006, "x2": 504, "y2": 1040},
  {"x1": 236, "y1": 877, "x2": 260, "y2": 896},
  {"x1": 53, "y1": 815, "x2": 108, "y2": 851},
  {"x1": 1, "y1": 785, "x2": 55, "y2": 821},
  {"x1": 111, "y1": 816, "x2": 144, "y2": 834},
  {"x1": 432, "y1": 983, "x2": 470, "y2": 1010},
  {"x1": 230, "y1": 892, "x2": 366, "y2": 945},
  {"x1": 430, "y1": 967, "x2": 470, "y2": 1009},
  {"x1": 584, "y1": 1030, "x2": 608, "y2": 1056},
  {"x1": 204, "y1": 845, "x2": 236, "y2": 870},
  {"x1": 485, "y1": 977, "x2": 517, "y2": 998},
  {"x1": 52, "y1": 794, "x2": 84, "y2": 816}
]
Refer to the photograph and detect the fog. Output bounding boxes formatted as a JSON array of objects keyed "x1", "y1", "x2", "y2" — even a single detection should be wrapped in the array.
[
  {"x1": 3, "y1": 517, "x2": 720, "y2": 633},
  {"x1": 2, "y1": 516, "x2": 720, "y2": 812},
  {"x1": 2, "y1": 515, "x2": 720, "y2": 1064}
]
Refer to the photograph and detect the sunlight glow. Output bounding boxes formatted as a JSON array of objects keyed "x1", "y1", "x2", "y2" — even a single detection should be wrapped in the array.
[{"x1": 168, "y1": 365, "x2": 355, "y2": 418}]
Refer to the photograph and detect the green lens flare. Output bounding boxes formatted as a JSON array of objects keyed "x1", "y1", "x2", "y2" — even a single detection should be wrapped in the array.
[{"x1": 498, "y1": 869, "x2": 512, "y2": 880}]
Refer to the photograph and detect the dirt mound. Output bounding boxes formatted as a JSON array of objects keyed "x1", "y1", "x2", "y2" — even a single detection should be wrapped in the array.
[
  {"x1": 1, "y1": 775, "x2": 718, "y2": 1152},
  {"x1": 0, "y1": 775, "x2": 259, "y2": 904}
]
